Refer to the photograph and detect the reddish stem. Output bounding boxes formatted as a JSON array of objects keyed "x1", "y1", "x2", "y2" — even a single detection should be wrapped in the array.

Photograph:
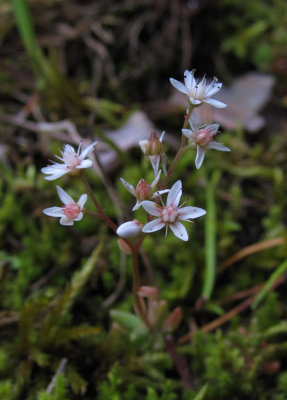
[
  {"x1": 82, "y1": 175, "x2": 117, "y2": 232},
  {"x1": 160, "y1": 105, "x2": 193, "y2": 188},
  {"x1": 165, "y1": 335, "x2": 193, "y2": 390}
]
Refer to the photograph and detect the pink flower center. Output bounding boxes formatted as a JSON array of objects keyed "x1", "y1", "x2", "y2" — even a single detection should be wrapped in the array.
[
  {"x1": 63, "y1": 153, "x2": 81, "y2": 169},
  {"x1": 63, "y1": 203, "x2": 80, "y2": 219},
  {"x1": 160, "y1": 205, "x2": 178, "y2": 224},
  {"x1": 195, "y1": 127, "x2": 215, "y2": 146}
]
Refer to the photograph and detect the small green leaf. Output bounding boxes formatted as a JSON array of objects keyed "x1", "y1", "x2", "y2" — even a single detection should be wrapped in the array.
[{"x1": 193, "y1": 384, "x2": 208, "y2": 400}]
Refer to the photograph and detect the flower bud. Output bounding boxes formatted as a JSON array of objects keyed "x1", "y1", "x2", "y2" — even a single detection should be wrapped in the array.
[
  {"x1": 138, "y1": 286, "x2": 159, "y2": 300},
  {"x1": 140, "y1": 132, "x2": 163, "y2": 156},
  {"x1": 135, "y1": 179, "x2": 152, "y2": 201},
  {"x1": 116, "y1": 220, "x2": 143, "y2": 239}
]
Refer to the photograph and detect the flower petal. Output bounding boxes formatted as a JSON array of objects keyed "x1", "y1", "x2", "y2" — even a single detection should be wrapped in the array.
[
  {"x1": 178, "y1": 206, "x2": 206, "y2": 220},
  {"x1": 206, "y1": 124, "x2": 220, "y2": 137},
  {"x1": 149, "y1": 155, "x2": 160, "y2": 177},
  {"x1": 43, "y1": 170, "x2": 69, "y2": 180},
  {"x1": 43, "y1": 206, "x2": 64, "y2": 217},
  {"x1": 132, "y1": 201, "x2": 142, "y2": 211},
  {"x1": 159, "y1": 131, "x2": 165, "y2": 142},
  {"x1": 207, "y1": 141, "x2": 231, "y2": 151},
  {"x1": 41, "y1": 164, "x2": 69, "y2": 180},
  {"x1": 169, "y1": 222, "x2": 188, "y2": 241},
  {"x1": 139, "y1": 140, "x2": 148, "y2": 154},
  {"x1": 41, "y1": 165, "x2": 64, "y2": 174},
  {"x1": 77, "y1": 194, "x2": 88, "y2": 209},
  {"x1": 63, "y1": 144, "x2": 76, "y2": 155},
  {"x1": 142, "y1": 219, "x2": 165, "y2": 233},
  {"x1": 73, "y1": 212, "x2": 84, "y2": 221},
  {"x1": 169, "y1": 78, "x2": 189, "y2": 95},
  {"x1": 189, "y1": 98, "x2": 201, "y2": 105},
  {"x1": 151, "y1": 170, "x2": 161, "y2": 189},
  {"x1": 161, "y1": 154, "x2": 167, "y2": 176},
  {"x1": 60, "y1": 216, "x2": 74, "y2": 226},
  {"x1": 56, "y1": 186, "x2": 74, "y2": 205},
  {"x1": 152, "y1": 189, "x2": 169, "y2": 199},
  {"x1": 141, "y1": 201, "x2": 161, "y2": 217},
  {"x1": 80, "y1": 141, "x2": 97, "y2": 159},
  {"x1": 182, "y1": 129, "x2": 195, "y2": 140},
  {"x1": 205, "y1": 82, "x2": 222, "y2": 97},
  {"x1": 204, "y1": 98, "x2": 227, "y2": 108},
  {"x1": 184, "y1": 70, "x2": 195, "y2": 91},
  {"x1": 120, "y1": 178, "x2": 136, "y2": 196},
  {"x1": 167, "y1": 180, "x2": 182, "y2": 207},
  {"x1": 195, "y1": 146, "x2": 205, "y2": 169},
  {"x1": 76, "y1": 159, "x2": 93, "y2": 169}
]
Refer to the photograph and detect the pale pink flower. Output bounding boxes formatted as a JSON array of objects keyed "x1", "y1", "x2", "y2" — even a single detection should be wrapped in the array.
[
  {"x1": 43, "y1": 186, "x2": 87, "y2": 226},
  {"x1": 141, "y1": 180, "x2": 206, "y2": 241},
  {"x1": 182, "y1": 120, "x2": 230, "y2": 169},
  {"x1": 170, "y1": 70, "x2": 226, "y2": 108},
  {"x1": 42, "y1": 141, "x2": 97, "y2": 180},
  {"x1": 120, "y1": 170, "x2": 168, "y2": 211}
]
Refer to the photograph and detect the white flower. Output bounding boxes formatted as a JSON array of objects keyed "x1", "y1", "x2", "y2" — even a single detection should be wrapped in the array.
[
  {"x1": 141, "y1": 180, "x2": 206, "y2": 241},
  {"x1": 116, "y1": 220, "x2": 143, "y2": 238},
  {"x1": 139, "y1": 131, "x2": 167, "y2": 177},
  {"x1": 41, "y1": 141, "x2": 97, "y2": 180},
  {"x1": 43, "y1": 186, "x2": 87, "y2": 226},
  {"x1": 170, "y1": 70, "x2": 226, "y2": 108},
  {"x1": 182, "y1": 120, "x2": 230, "y2": 169},
  {"x1": 120, "y1": 170, "x2": 169, "y2": 211}
]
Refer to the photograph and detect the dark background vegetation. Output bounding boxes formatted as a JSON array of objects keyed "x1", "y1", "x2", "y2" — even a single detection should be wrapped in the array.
[{"x1": 0, "y1": 0, "x2": 287, "y2": 399}]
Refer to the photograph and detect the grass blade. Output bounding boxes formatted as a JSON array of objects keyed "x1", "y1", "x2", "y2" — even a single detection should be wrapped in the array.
[
  {"x1": 201, "y1": 171, "x2": 220, "y2": 300},
  {"x1": 252, "y1": 259, "x2": 287, "y2": 309}
]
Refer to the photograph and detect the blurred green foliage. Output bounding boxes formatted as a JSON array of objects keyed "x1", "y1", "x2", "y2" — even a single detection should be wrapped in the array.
[{"x1": 218, "y1": 0, "x2": 287, "y2": 72}]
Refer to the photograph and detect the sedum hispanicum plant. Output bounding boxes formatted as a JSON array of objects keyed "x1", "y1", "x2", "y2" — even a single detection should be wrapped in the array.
[{"x1": 41, "y1": 69, "x2": 230, "y2": 383}]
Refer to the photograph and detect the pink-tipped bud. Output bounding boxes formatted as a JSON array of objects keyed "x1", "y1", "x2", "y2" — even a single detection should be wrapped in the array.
[
  {"x1": 135, "y1": 179, "x2": 152, "y2": 201},
  {"x1": 116, "y1": 220, "x2": 143, "y2": 239},
  {"x1": 117, "y1": 239, "x2": 133, "y2": 254},
  {"x1": 138, "y1": 286, "x2": 159, "y2": 300},
  {"x1": 162, "y1": 307, "x2": 182, "y2": 333},
  {"x1": 141, "y1": 132, "x2": 163, "y2": 156}
]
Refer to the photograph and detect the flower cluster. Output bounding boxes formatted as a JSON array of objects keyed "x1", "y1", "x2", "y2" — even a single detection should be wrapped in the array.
[
  {"x1": 42, "y1": 69, "x2": 229, "y2": 244},
  {"x1": 118, "y1": 180, "x2": 205, "y2": 241}
]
